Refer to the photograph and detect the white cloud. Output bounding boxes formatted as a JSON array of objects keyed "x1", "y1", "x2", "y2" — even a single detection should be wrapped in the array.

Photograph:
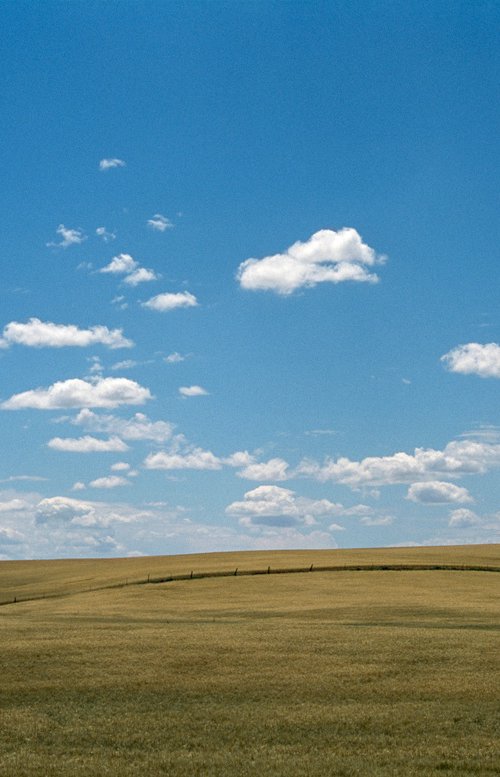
[
  {"x1": 111, "y1": 462, "x2": 130, "y2": 471},
  {"x1": 237, "y1": 457, "x2": 290, "y2": 481},
  {"x1": 70, "y1": 409, "x2": 174, "y2": 442},
  {"x1": 89, "y1": 476, "x2": 129, "y2": 489},
  {"x1": 448, "y1": 508, "x2": 480, "y2": 528},
  {"x1": 99, "y1": 253, "x2": 138, "y2": 275},
  {"x1": 297, "y1": 438, "x2": 500, "y2": 488},
  {"x1": 123, "y1": 267, "x2": 158, "y2": 286},
  {"x1": 147, "y1": 214, "x2": 174, "y2": 232},
  {"x1": 407, "y1": 481, "x2": 473, "y2": 504},
  {"x1": 143, "y1": 291, "x2": 199, "y2": 312},
  {"x1": 144, "y1": 448, "x2": 222, "y2": 471},
  {"x1": 226, "y1": 485, "x2": 345, "y2": 528},
  {"x1": 99, "y1": 158, "x2": 126, "y2": 171},
  {"x1": 96, "y1": 227, "x2": 116, "y2": 242},
  {"x1": 72, "y1": 482, "x2": 86, "y2": 491},
  {"x1": 0, "y1": 526, "x2": 24, "y2": 543},
  {"x1": 35, "y1": 495, "x2": 140, "y2": 528},
  {"x1": 47, "y1": 224, "x2": 86, "y2": 249},
  {"x1": 237, "y1": 228, "x2": 384, "y2": 295},
  {"x1": 47, "y1": 436, "x2": 129, "y2": 453},
  {"x1": 441, "y1": 343, "x2": 500, "y2": 378},
  {"x1": 164, "y1": 352, "x2": 186, "y2": 364},
  {"x1": 360, "y1": 515, "x2": 394, "y2": 526},
  {"x1": 0, "y1": 318, "x2": 133, "y2": 349},
  {"x1": 0, "y1": 498, "x2": 30, "y2": 513},
  {"x1": 2, "y1": 377, "x2": 152, "y2": 410},
  {"x1": 111, "y1": 360, "x2": 139, "y2": 370},
  {"x1": 179, "y1": 385, "x2": 209, "y2": 397}
]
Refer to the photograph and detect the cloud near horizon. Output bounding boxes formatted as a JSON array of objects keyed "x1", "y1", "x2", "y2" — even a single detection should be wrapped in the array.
[{"x1": 237, "y1": 228, "x2": 385, "y2": 294}]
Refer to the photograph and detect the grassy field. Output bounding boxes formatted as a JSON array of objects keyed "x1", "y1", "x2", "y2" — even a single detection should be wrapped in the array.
[{"x1": 0, "y1": 545, "x2": 499, "y2": 776}]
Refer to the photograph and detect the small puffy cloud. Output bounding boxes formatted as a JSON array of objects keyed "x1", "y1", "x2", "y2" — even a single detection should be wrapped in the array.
[
  {"x1": 111, "y1": 462, "x2": 130, "y2": 471},
  {"x1": 96, "y1": 227, "x2": 116, "y2": 242},
  {"x1": 441, "y1": 343, "x2": 500, "y2": 379},
  {"x1": 237, "y1": 457, "x2": 290, "y2": 481},
  {"x1": 2, "y1": 377, "x2": 152, "y2": 410},
  {"x1": 407, "y1": 481, "x2": 473, "y2": 504},
  {"x1": 237, "y1": 228, "x2": 384, "y2": 295},
  {"x1": 89, "y1": 476, "x2": 129, "y2": 489},
  {"x1": 99, "y1": 253, "x2": 138, "y2": 275},
  {"x1": 47, "y1": 435, "x2": 129, "y2": 453},
  {"x1": 123, "y1": 267, "x2": 158, "y2": 286},
  {"x1": 179, "y1": 385, "x2": 208, "y2": 397},
  {"x1": 0, "y1": 318, "x2": 133, "y2": 349},
  {"x1": 47, "y1": 224, "x2": 86, "y2": 249},
  {"x1": 360, "y1": 515, "x2": 394, "y2": 526},
  {"x1": 164, "y1": 352, "x2": 186, "y2": 364},
  {"x1": 448, "y1": 508, "x2": 480, "y2": 528},
  {"x1": 224, "y1": 451, "x2": 256, "y2": 467},
  {"x1": 143, "y1": 291, "x2": 199, "y2": 312},
  {"x1": 35, "y1": 495, "x2": 140, "y2": 528},
  {"x1": 147, "y1": 214, "x2": 174, "y2": 232},
  {"x1": 226, "y1": 485, "x2": 344, "y2": 528},
  {"x1": 71, "y1": 409, "x2": 174, "y2": 442},
  {"x1": 72, "y1": 482, "x2": 86, "y2": 491},
  {"x1": 99, "y1": 158, "x2": 126, "y2": 171},
  {"x1": 144, "y1": 448, "x2": 222, "y2": 471}
]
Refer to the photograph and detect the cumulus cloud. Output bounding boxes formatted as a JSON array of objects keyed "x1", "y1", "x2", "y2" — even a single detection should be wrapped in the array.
[
  {"x1": 89, "y1": 476, "x2": 129, "y2": 489},
  {"x1": 123, "y1": 267, "x2": 158, "y2": 286},
  {"x1": 147, "y1": 214, "x2": 174, "y2": 232},
  {"x1": 70, "y1": 409, "x2": 174, "y2": 442},
  {"x1": 448, "y1": 508, "x2": 480, "y2": 528},
  {"x1": 47, "y1": 436, "x2": 129, "y2": 453},
  {"x1": 237, "y1": 457, "x2": 290, "y2": 481},
  {"x1": 96, "y1": 227, "x2": 116, "y2": 242},
  {"x1": 144, "y1": 448, "x2": 222, "y2": 471},
  {"x1": 164, "y1": 352, "x2": 186, "y2": 364},
  {"x1": 226, "y1": 485, "x2": 345, "y2": 528},
  {"x1": 0, "y1": 498, "x2": 30, "y2": 513},
  {"x1": 441, "y1": 343, "x2": 500, "y2": 378},
  {"x1": 179, "y1": 385, "x2": 208, "y2": 397},
  {"x1": 99, "y1": 253, "x2": 138, "y2": 275},
  {"x1": 237, "y1": 228, "x2": 384, "y2": 295},
  {"x1": 407, "y1": 481, "x2": 473, "y2": 504},
  {"x1": 0, "y1": 318, "x2": 133, "y2": 349},
  {"x1": 111, "y1": 462, "x2": 130, "y2": 472},
  {"x1": 297, "y1": 438, "x2": 500, "y2": 488},
  {"x1": 47, "y1": 224, "x2": 86, "y2": 248},
  {"x1": 143, "y1": 291, "x2": 199, "y2": 312},
  {"x1": 2, "y1": 377, "x2": 152, "y2": 410},
  {"x1": 99, "y1": 158, "x2": 126, "y2": 171}
]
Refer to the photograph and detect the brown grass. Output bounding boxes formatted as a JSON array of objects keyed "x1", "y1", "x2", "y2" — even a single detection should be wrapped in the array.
[{"x1": 0, "y1": 545, "x2": 499, "y2": 775}]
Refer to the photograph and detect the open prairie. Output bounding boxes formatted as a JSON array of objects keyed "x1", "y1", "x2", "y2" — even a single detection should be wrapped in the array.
[{"x1": 1, "y1": 545, "x2": 499, "y2": 776}]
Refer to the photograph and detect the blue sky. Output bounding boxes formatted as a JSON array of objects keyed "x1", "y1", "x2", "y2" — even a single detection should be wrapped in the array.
[{"x1": 1, "y1": 1, "x2": 500, "y2": 559}]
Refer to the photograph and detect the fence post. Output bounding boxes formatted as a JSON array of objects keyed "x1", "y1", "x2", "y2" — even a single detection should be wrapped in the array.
[
  {"x1": 310, "y1": 564, "x2": 313, "y2": 572},
  {"x1": 190, "y1": 570, "x2": 193, "y2": 579},
  {"x1": 234, "y1": 568, "x2": 238, "y2": 576},
  {"x1": 268, "y1": 566, "x2": 271, "y2": 574}
]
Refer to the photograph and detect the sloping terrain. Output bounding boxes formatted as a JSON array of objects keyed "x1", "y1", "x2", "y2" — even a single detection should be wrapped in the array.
[{"x1": 0, "y1": 546, "x2": 499, "y2": 776}]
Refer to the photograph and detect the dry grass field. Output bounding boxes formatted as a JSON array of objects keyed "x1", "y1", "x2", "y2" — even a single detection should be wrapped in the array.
[{"x1": 0, "y1": 545, "x2": 499, "y2": 776}]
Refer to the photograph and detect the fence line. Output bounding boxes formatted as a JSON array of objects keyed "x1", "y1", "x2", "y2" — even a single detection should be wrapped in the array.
[{"x1": 1, "y1": 562, "x2": 499, "y2": 609}]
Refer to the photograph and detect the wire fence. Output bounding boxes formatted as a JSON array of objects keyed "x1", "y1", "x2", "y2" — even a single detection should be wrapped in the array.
[{"x1": 1, "y1": 562, "x2": 499, "y2": 609}]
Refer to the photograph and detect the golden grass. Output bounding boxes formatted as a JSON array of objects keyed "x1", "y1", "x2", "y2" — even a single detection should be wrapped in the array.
[
  {"x1": 0, "y1": 546, "x2": 499, "y2": 775},
  {"x1": 1, "y1": 544, "x2": 499, "y2": 605}
]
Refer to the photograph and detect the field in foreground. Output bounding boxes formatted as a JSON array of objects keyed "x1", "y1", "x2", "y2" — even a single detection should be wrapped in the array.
[{"x1": 0, "y1": 546, "x2": 499, "y2": 776}]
